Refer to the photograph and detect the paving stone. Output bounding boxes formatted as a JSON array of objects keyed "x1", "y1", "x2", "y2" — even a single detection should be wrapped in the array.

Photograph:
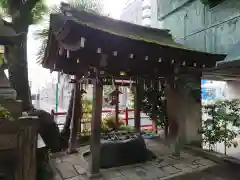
[
  {"x1": 74, "y1": 165, "x2": 87, "y2": 175},
  {"x1": 56, "y1": 162, "x2": 78, "y2": 179},
  {"x1": 143, "y1": 165, "x2": 167, "y2": 179},
  {"x1": 120, "y1": 167, "x2": 146, "y2": 180},
  {"x1": 195, "y1": 159, "x2": 215, "y2": 166},
  {"x1": 173, "y1": 163, "x2": 198, "y2": 171},
  {"x1": 54, "y1": 173, "x2": 63, "y2": 180},
  {"x1": 162, "y1": 165, "x2": 181, "y2": 174},
  {"x1": 102, "y1": 170, "x2": 127, "y2": 180},
  {"x1": 62, "y1": 156, "x2": 89, "y2": 169},
  {"x1": 65, "y1": 175, "x2": 86, "y2": 180}
]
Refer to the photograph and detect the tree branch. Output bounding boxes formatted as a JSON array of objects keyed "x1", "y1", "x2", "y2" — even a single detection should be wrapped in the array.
[
  {"x1": 19, "y1": 0, "x2": 40, "y2": 15},
  {"x1": 26, "y1": 0, "x2": 40, "y2": 11}
]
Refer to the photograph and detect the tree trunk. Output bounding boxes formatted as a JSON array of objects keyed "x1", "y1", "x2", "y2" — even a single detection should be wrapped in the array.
[{"x1": 7, "y1": 22, "x2": 31, "y2": 111}]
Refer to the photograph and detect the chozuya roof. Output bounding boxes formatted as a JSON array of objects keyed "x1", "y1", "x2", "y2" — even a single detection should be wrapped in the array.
[{"x1": 42, "y1": 2, "x2": 225, "y2": 73}]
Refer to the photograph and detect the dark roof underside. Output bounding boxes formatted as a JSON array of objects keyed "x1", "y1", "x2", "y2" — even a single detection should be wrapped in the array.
[{"x1": 42, "y1": 4, "x2": 225, "y2": 77}]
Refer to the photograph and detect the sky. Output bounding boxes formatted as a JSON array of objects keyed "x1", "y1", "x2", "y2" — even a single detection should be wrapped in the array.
[{"x1": 28, "y1": 0, "x2": 127, "y2": 93}]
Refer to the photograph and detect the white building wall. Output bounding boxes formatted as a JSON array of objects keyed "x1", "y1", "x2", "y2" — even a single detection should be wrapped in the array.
[{"x1": 120, "y1": 0, "x2": 162, "y2": 28}]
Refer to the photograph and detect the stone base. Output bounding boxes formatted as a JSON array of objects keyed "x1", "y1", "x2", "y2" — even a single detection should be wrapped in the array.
[
  {"x1": 87, "y1": 172, "x2": 102, "y2": 179},
  {"x1": 100, "y1": 136, "x2": 148, "y2": 168}
]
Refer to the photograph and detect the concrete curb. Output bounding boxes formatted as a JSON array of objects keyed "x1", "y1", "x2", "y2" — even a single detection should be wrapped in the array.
[{"x1": 182, "y1": 145, "x2": 240, "y2": 165}]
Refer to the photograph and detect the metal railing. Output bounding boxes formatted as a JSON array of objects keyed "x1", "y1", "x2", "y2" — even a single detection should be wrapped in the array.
[{"x1": 51, "y1": 107, "x2": 156, "y2": 132}]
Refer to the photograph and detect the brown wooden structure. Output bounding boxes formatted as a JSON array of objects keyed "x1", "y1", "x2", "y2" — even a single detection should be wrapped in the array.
[
  {"x1": 42, "y1": 2, "x2": 225, "y2": 177},
  {"x1": 0, "y1": 117, "x2": 38, "y2": 180}
]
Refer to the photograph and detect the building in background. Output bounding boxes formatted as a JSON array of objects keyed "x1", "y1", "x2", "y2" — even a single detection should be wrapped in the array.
[
  {"x1": 157, "y1": 0, "x2": 240, "y2": 55},
  {"x1": 157, "y1": 0, "x2": 240, "y2": 101},
  {"x1": 120, "y1": 0, "x2": 162, "y2": 28}
]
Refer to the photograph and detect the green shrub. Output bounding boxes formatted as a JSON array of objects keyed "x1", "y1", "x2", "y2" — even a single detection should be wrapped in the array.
[
  {"x1": 0, "y1": 105, "x2": 14, "y2": 121},
  {"x1": 118, "y1": 125, "x2": 135, "y2": 133},
  {"x1": 101, "y1": 113, "x2": 125, "y2": 132}
]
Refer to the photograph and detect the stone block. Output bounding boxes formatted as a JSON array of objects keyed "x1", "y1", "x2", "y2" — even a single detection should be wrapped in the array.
[
  {"x1": 173, "y1": 163, "x2": 198, "y2": 171},
  {"x1": 66, "y1": 175, "x2": 86, "y2": 180},
  {"x1": 56, "y1": 163, "x2": 78, "y2": 179},
  {"x1": 162, "y1": 165, "x2": 180, "y2": 174},
  {"x1": 74, "y1": 165, "x2": 87, "y2": 175},
  {"x1": 120, "y1": 167, "x2": 146, "y2": 180},
  {"x1": 195, "y1": 159, "x2": 215, "y2": 166},
  {"x1": 120, "y1": 165, "x2": 166, "y2": 180},
  {"x1": 143, "y1": 165, "x2": 167, "y2": 179},
  {"x1": 54, "y1": 173, "x2": 63, "y2": 180},
  {"x1": 102, "y1": 170, "x2": 127, "y2": 180}
]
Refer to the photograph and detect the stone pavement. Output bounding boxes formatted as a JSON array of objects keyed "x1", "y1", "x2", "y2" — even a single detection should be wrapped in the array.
[{"x1": 50, "y1": 139, "x2": 217, "y2": 180}]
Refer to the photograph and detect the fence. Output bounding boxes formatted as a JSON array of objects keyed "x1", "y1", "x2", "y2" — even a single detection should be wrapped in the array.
[{"x1": 51, "y1": 107, "x2": 156, "y2": 133}]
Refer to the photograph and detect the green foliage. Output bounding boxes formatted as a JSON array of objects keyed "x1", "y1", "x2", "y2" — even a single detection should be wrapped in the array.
[
  {"x1": 118, "y1": 125, "x2": 135, "y2": 133},
  {"x1": 141, "y1": 129, "x2": 154, "y2": 134},
  {"x1": 0, "y1": 104, "x2": 14, "y2": 121},
  {"x1": 0, "y1": 0, "x2": 47, "y2": 24},
  {"x1": 141, "y1": 85, "x2": 167, "y2": 129},
  {"x1": 176, "y1": 75, "x2": 201, "y2": 102},
  {"x1": 80, "y1": 98, "x2": 92, "y2": 136},
  {"x1": 31, "y1": 0, "x2": 47, "y2": 24},
  {"x1": 101, "y1": 113, "x2": 125, "y2": 132},
  {"x1": 82, "y1": 99, "x2": 92, "y2": 119},
  {"x1": 200, "y1": 99, "x2": 240, "y2": 151}
]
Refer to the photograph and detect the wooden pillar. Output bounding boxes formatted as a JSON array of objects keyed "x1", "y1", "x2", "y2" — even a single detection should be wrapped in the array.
[
  {"x1": 115, "y1": 86, "x2": 119, "y2": 128},
  {"x1": 134, "y1": 80, "x2": 141, "y2": 133},
  {"x1": 166, "y1": 76, "x2": 180, "y2": 157},
  {"x1": 68, "y1": 76, "x2": 80, "y2": 154},
  {"x1": 90, "y1": 78, "x2": 103, "y2": 177}
]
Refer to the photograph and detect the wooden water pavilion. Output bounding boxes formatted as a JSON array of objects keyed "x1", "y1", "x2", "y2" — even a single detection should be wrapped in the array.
[{"x1": 42, "y1": 2, "x2": 225, "y2": 177}]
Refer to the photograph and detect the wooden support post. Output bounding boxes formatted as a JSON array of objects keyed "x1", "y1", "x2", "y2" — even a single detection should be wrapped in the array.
[
  {"x1": 68, "y1": 76, "x2": 80, "y2": 154},
  {"x1": 166, "y1": 76, "x2": 180, "y2": 157},
  {"x1": 134, "y1": 80, "x2": 141, "y2": 133},
  {"x1": 90, "y1": 78, "x2": 103, "y2": 177},
  {"x1": 125, "y1": 107, "x2": 129, "y2": 125},
  {"x1": 115, "y1": 85, "x2": 119, "y2": 129}
]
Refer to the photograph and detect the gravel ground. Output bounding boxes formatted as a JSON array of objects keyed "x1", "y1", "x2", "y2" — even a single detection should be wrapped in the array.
[{"x1": 169, "y1": 163, "x2": 240, "y2": 180}]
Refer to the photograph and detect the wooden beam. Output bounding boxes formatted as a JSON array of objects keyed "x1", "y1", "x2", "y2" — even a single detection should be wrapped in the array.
[
  {"x1": 134, "y1": 79, "x2": 142, "y2": 133},
  {"x1": 90, "y1": 77, "x2": 103, "y2": 177},
  {"x1": 68, "y1": 76, "x2": 81, "y2": 154},
  {"x1": 115, "y1": 85, "x2": 119, "y2": 129}
]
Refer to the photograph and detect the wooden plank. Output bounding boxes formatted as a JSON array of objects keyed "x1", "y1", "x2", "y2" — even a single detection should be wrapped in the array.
[
  {"x1": 68, "y1": 76, "x2": 81, "y2": 153},
  {"x1": 90, "y1": 78, "x2": 103, "y2": 176},
  {"x1": 134, "y1": 80, "x2": 142, "y2": 133},
  {"x1": 0, "y1": 117, "x2": 38, "y2": 180}
]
